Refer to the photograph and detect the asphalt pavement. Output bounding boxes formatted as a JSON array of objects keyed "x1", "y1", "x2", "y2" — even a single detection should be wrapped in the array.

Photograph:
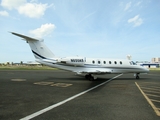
[{"x1": 0, "y1": 70, "x2": 160, "y2": 120}]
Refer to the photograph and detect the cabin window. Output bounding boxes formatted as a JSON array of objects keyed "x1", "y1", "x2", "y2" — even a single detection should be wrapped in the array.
[
  {"x1": 120, "y1": 61, "x2": 122, "y2": 64},
  {"x1": 98, "y1": 61, "x2": 101, "y2": 64},
  {"x1": 114, "y1": 61, "x2": 117, "y2": 64},
  {"x1": 104, "y1": 61, "x2": 106, "y2": 64},
  {"x1": 92, "y1": 60, "x2": 95, "y2": 64},
  {"x1": 109, "y1": 61, "x2": 111, "y2": 64}
]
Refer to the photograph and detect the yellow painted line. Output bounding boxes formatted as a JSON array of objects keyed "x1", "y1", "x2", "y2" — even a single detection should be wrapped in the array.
[
  {"x1": 146, "y1": 94, "x2": 160, "y2": 98},
  {"x1": 140, "y1": 87, "x2": 160, "y2": 91},
  {"x1": 150, "y1": 99, "x2": 160, "y2": 103},
  {"x1": 135, "y1": 82, "x2": 160, "y2": 116}
]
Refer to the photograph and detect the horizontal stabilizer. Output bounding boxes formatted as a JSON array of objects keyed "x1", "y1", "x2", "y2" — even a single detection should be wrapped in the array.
[{"x1": 11, "y1": 32, "x2": 39, "y2": 41}]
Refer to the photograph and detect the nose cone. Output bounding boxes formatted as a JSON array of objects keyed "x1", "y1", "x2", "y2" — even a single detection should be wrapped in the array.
[{"x1": 143, "y1": 67, "x2": 149, "y2": 73}]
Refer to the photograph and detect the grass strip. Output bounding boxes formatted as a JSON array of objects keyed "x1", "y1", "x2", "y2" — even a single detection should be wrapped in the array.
[{"x1": 0, "y1": 66, "x2": 57, "y2": 70}]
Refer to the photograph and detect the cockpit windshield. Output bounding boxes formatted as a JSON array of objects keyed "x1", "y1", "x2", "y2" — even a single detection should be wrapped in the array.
[{"x1": 130, "y1": 61, "x2": 137, "y2": 65}]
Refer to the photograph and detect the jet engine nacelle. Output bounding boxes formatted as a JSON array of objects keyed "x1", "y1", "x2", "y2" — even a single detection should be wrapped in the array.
[{"x1": 59, "y1": 57, "x2": 85, "y2": 66}]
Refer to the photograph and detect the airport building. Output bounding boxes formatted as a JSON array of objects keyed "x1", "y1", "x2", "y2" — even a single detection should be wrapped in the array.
[
  {"x1": 136, "y1": 57, "x2": 160, "y2": 68},
  {"x1": 152, "y1": 57, "x2": 160, "y2": 63},
  {"x1": 140, "y1": 63, "x2": 159, "y2": 68}
]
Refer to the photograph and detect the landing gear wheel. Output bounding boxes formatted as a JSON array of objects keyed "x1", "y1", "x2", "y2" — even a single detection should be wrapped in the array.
[
  {"x1": 85, "y1": 74, "x2": 95, "y2": 81},
  {"x1": 136, "y1": 75, "x2": 139, "y2": 79},
  {"x1": 136, "y1": 73, "x2": 140, "y2": 79},
  {"x1": 89, "y1": 76, "x2": 94, "y2": 81},
  {"x1": 85, "y1": 74, "x2": 90, "y2": 79}
]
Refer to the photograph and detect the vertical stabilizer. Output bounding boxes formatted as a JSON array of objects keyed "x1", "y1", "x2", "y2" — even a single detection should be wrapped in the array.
[{"x1": 11, "y1": 32, "x2": 55, "y2": 60}]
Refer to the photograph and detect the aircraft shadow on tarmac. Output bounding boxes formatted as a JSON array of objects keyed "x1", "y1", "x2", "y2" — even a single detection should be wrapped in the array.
[{"x1": 41, "y1": 74, "x2": 150, "y2": 82}]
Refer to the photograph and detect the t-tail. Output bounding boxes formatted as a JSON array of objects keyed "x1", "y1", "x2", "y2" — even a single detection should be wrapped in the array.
[{"x1": 11, "y1": 32, "x2": 55, "y2": 61}]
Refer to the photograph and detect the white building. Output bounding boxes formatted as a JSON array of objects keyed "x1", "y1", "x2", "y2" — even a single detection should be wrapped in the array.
[{"x1": 152, "y1": 57, "x2": 160, "y2": 63}]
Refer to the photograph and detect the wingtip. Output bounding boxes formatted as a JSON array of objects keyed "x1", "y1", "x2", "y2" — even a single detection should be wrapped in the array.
[
  {"x1": 9, "y1": 31, "x2": 17, "y2": 35},
  {"x1": 8, "y1": 31, "x2": 13, "y2": 34}
]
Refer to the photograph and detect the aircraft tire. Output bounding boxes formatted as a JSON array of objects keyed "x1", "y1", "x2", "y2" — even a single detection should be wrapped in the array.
[
  {"x1": 85, "y1": 75, "x2": 90, "y2": 79},
  {"x1": 89, "y1": 76, "x2": 94, "y2": 81},
  {"x1": 85, "y1": 74, "x2": 94, "y2": 81},
  {"x1": 136, "y1": 75, "x2": 139, "y2": 79}
]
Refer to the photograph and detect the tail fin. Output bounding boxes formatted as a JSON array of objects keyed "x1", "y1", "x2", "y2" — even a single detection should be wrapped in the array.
[{"x1": 11, "y1": 32, "x2": 55, "y2": 60}]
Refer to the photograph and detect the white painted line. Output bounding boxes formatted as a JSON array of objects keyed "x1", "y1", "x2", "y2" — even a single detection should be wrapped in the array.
[
  {"x1": 20, "y1": 74, "x2": 123, "y2": 120},
  {"x1": 140, "y1": 87, "x2": 160, "y2": 91},
  {"x1": 137, "y1": 82, "x2": 160, "y2": 85},
  {"x1": 11, "y1": 79, "x2": 26, "y2": 81},
  {"x1": 150, "y1": 99, "x2": 160, "y2": 103},
  {"x1": 143, "y1": 90, "x2": 160, "y2": 94},
  {"x1": 146, "y1": 94, "x2": 160, "y2": 98},
  {"x1": 146, "y1": 86, "x2": 160, "y2": 89}
]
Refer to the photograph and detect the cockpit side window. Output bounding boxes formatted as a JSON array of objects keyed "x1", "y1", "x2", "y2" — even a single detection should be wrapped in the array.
[{"x1": 130, "y1": 61, "x2": 137, "y2": 65}]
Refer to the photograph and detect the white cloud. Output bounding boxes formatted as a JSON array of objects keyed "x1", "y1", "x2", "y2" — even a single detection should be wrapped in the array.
[
  {"x1": 0, "y1": 10, "x2": 9, "y2": 16},
  {"x1": 29, "y1": 23, "x2": 56, "y2": 38},
  {"x1": 128, "y1": 15, "x2": 143, "y2": 27},
  {"x1": 1, "y1": 0, "x2": 53, "y2": 18},
  {"x1": 124, "y1": 2, "x2": 131, "y2": 11},
  {"x1": 1, "y1": 0, "x2": 26, "y2": 10},
  {"x1": 18, "y1": 3, "x2": 48, "y2": 18}
]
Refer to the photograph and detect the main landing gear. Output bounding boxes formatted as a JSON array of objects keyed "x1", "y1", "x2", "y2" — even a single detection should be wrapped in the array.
[
  {"x1": 85, "y1": 74, "x2": 97, "y2": 81},
  {"x1": 135, "y1": 73, "x2": 140, "y2": 79}
]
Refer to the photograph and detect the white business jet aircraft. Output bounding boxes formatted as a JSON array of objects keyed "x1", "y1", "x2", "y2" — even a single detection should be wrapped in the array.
[{"x1": 11, "y1": 32, "x2": 149, "y2": 80}]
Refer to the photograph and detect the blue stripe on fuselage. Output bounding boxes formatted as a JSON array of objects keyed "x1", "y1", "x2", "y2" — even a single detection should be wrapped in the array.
[{"x1": 32, "y1": 50, "x2": 46, "y2": 59}]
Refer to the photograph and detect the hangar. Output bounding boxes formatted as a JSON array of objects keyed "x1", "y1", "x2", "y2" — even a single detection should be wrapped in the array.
[{"x1": 138, "y1": 63, "x2": 159, "y2": 68}]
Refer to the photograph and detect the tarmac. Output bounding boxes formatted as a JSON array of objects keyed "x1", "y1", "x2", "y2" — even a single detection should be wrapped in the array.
[{"x1": 0, "y1": 70, "x2": 160, "y2": 120}]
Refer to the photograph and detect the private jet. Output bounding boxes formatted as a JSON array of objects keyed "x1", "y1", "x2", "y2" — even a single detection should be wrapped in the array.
[{"x1": 11, "y1": 32, "x2": 149, "y2": 80}]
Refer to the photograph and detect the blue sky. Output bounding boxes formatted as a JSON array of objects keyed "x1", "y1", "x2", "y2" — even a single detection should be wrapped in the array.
[{"x1": 0, "y1": 0, "x2": 160, "y2": 63}]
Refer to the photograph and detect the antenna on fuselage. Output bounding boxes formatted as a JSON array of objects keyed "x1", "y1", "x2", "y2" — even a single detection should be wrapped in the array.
[{"x1": 127, "y1": 55, "x2": 132, "y2": 60}]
